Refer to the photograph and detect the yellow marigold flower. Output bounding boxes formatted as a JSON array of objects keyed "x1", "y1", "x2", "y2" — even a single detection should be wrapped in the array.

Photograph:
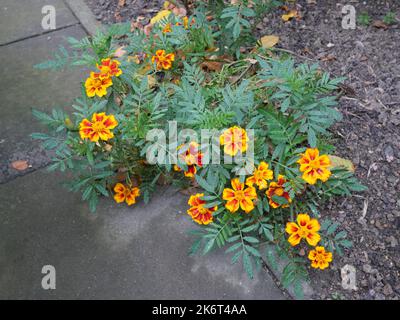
[
  {"x1": 183, "y1": 16, "x2": 189, "y2": 29},
  {"x1": 79, "y1": 112, "x2": 118, "y2": 142},
  {"x1": 97, "y1": 58, "x2": 122, "y2": 79},
  {"x1": 175, "y1": 142, "x2": 203, "y2": 178},
  {"x1": 220, "y1": 126, "x2": 248, "y2": 156},
  {"x1": 285, "y1": 213, "x2": 321, "y2": 247},
  {"x1": 151, "y1": 49, "x2": 175, "y2": 70},
  {"x1": 297, "y1": 148, "x2": 331, "y2": 185},
  {"x1": 150, "y1": 9, "x2": 171, "y2": 24},
  {"x1": 85, "y1": 72, "x2": 113, "y2": 98},
  {"x1": 222, "y1": 178, "x2": 257, "y2": 213},
  {"x1": 176, "y1": 16, "x2": 193, "y2": 29},
  {"x1": 308, "y1": 246, "x2": 333, "y2": 270},
  {"x1": 265, "y1": 175, "x2": 292, "y2": 208},
  {"x1": 187, "y1": 193, "x2": 216, "y2": 225},
  {"x1": 162, "y1": 23, "x2": 172, "y2": 33},
  {"x1": 246, "y1": 161, "x2": 273, "y2": 190},
  {"x1": 113, "y1": 183, "x2": 140, "y2": 206}
]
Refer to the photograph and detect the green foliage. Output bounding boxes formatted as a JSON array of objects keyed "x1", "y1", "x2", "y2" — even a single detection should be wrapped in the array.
[
  {"x1": 357, "y1": 11, "x2": 372, "y2": 26},
  {"x1": 320, "y1": 219, "x2": 353, "y2": 256},
  {"x1": 383, "y1": 12, "x2": 397, "y2": 25}
]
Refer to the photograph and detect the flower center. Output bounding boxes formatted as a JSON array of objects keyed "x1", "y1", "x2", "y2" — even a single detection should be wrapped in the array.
[
  {"x1": 92, "y1": 121, "x2": 105, "y2": 133},
  {"x1": 234, "y1": 190, "x2": 245, "y2": 200},
  {"x1": 93, "y1": 79, "x2": 102, "y2": 88},
  {"x1": 275, "y1": 187, "x2": 284, "y2": 196},
  {"x1": 102, "y1": 66, "x2": 111, "y2": 74},
  {"x1": 316, "y1": 253, "x2": 324, "y2": 261},
  {"x1": 309, "y1": 159, "x2": 320, "y2": 169},
  {"x1": 299, "y1": 228, "x2": 308, "y2": 238}
]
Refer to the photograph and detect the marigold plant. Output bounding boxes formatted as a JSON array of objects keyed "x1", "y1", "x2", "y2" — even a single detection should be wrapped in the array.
[{"x1": 32, "y1": 0, "x2": 366, "y2": 298}]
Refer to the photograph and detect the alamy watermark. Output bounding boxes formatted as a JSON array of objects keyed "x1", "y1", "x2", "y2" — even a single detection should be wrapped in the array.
[
  {"x1": 41, "y1": 5, "x2": 56, "y2": 30},
  {"x1": 41, "y1": 265, "x2": 56, "y2": 290}
]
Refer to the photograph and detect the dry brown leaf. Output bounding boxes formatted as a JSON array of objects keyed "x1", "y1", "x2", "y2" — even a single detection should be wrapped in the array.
[
  {"x1": 321, "y1": 54, "x2": 336, "y2": 62},
  {"x1": 201, "y1": 60, "x2": 223, "y2": 72},
  {"x1": 260, "y1": 35, "x2": 279, "y2": 48},
  {"x1": 118, "y1": 0, "x2": 126, "y2": 7},
  {"x1": 372, "y1": 20, "x2": 388, "y2": 30},
  {"x1": 329, "y1": 155, "x2": 355, "y2": 172},
  {"x1": 11, "y1": 160, "x2": 29, "y2": 171}
]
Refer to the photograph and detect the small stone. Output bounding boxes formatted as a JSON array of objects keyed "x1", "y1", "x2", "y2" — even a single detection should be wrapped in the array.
[
  {"x1": 363, "y1": 264, "x2": 376, "y2": 274},
  {"x1": 384, "y1": 145, "x2": 395, "y2": 162},
  {"x1": 383, "y1": 284, "x2": 393, "y2": 295}
]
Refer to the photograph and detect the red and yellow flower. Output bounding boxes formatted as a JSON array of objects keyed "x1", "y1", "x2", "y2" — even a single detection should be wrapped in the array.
[
  {"x1": 187, "y1": 193, "x2": 216, "y2": 225},
  {"x1": 297, "y1": 148, "x2": 331, "y2": 185},
  {"x1": 308, "y1": 246, "x2": 333, "y2": 270},
  {"x1": 222, "y1": 178, "x2": 257, "y2": 213},
  {"x1": 85, "y1": 72, "x2": 113, "y2": 98},
  {"x1": 79, "y1": 112, "x2": 118, "y2": 142},
  {"x1": 220, "y1": 126, "x2": 248, "y2": 156},
  {"x1": 96, "y1": 58, "x2": 122, "y2": 79},
  {"x1": 174, "y1": 142, "x2": 203, "y2": 178},
  {"x1": 162, "y1": 23, "x2": 172, "y2": 33},
  {"x1": 151, "y1": 49, "x2": 175, "y2": 70},
  {"x1": 113, "y1": 183, "x2": 140, "y2": 206},
  {"x1": 265, "y1": 175, "x2": 292, "y2": 208},
  {"x1": 176, "y1": 16, "x2": 194, "y2": 29},
  {"x1": 285, "y1": 213, "x2": 321, "y2": 246},
  {"x1": 246, "y1": 162, "x2": 273, "y2": 190}
]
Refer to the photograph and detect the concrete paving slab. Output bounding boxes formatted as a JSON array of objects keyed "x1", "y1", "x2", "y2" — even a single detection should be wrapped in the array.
[
  {"x1": 0, "y1": 0, "x2": 78, "y2": 45},
  {"x1": 0, "y1": 25, "x2": 87, "y2": 183},
  {"x1": 0, "y1": 170, "x2": 286, "y2": 299}
]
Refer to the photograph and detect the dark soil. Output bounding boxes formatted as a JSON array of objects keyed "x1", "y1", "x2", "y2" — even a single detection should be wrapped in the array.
[{"x1": 85, "y1": 0, "x2": 400, "y2": 300}]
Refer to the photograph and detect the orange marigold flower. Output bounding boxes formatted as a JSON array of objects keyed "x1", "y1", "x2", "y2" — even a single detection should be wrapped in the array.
[
  {"x1": 162, "y1": 23, "x2": 172, "y2": 33},
  {"x1": 113, "y1": 183, "x2": 140, "y2": 206},
  {"x1": 220, "y1": 126, "x2": 248, "y2": 156},
  {"x1": 187, "y1": 193, "x2": 216, "y2": 225},
  {"x1": 297, "y1": 148, "x2": 331, "y2": 185},
  {"x1": 176, "y1": 16, "x2": 194, "y2": 29},
  {"x1": 246, "y1": 161, "x2": 273, "y2": 190},
  {"x1": 175, "y1": 142, "x2": 203, "y2": 178},
  {"x1": 222, "y1": 178, "x2": 257, "y2": 213},
  {"x1": 97, "y1": 58, "x2": 122, "y2": 79},
  {"x1": 285, "y1": 213, "x2": 321, "y2": 246},
  {"x1": 308, "y1": 246, "x2": 333, "y2": 270},
  {"x1": 151, "y1": 49, "x2": 175, "y2": 70},
  {"x1": 85, "y1": 72, "x2": 113, "y2": 98},
  {"x1": 265, "y1": 175, "x2": 292, "y2": 209},
  {"x1": 79, "y1": 112, "x2": 118, "y2": 142}
]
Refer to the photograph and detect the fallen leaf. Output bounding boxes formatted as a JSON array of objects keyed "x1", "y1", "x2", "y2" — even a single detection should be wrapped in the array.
[
  {"x1": 328, "y1": 155, "x2": 355, "y2": 172},
  {"x1": 260, "y1": 35, "x2": 280, "y2": 48},
  {"x1": 147, "y1": 75, "x2": 157, "y2": 88},
  {"x1": 372, "y1": 20, "x2": 388, "y2": 30},
  {"x1": 201, "y1": 60, "x2": 223, "y2": 72},
  {"x1": 118, "y1": 0, "x2": 126, "y2": 7},
  {"x1": 282, "y1": 10, "x2": 299, "y2": 22},
  {"x1": 104, "y1": 144, "x2": 113, "y2": 152},
  {"x1": 11, "y1": 160, "x2": 29, "y2": 171},
  {"x1": 321, "y1": 54, "x2": 336, "y2": 62}
]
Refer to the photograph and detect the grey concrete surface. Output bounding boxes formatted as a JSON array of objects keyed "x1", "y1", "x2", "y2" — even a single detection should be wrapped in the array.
[
  {"x1": 0, "y1": 0, "x2": 78, "y2": 45},
  {"x1": 0, "y1": 25, "x2": 87, "y2": 183},
  {"x1": 0, "y1": 170, "x2": 286, "y2": 299}
]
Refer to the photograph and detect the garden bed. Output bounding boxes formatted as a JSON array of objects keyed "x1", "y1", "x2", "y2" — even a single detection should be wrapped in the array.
[{"x1": 79, "y1": 0, "x2": 399, "y2": 300}]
